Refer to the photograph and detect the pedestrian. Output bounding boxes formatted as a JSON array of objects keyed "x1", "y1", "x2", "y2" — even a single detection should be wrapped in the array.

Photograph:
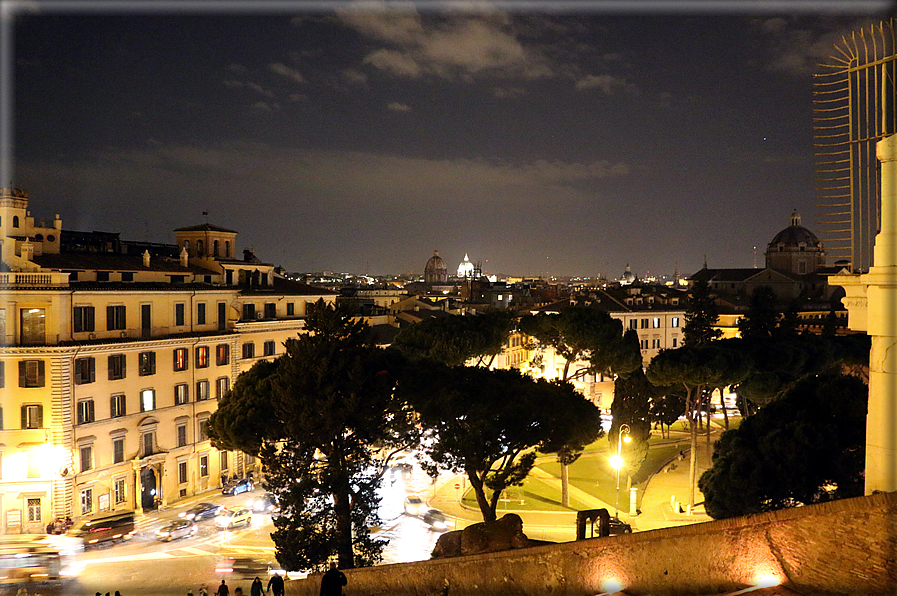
[
  {"x1": 266, "y1": 572, "x2": 284, "y2": 596},
  {"x1": 16, "y1": 587, "x2": 27, "y2": 596},
  {"x1": 234, "y1": 588, "x2": 243, "y2": 596},
  {"x1": 319, "y1": 562, "x2": 347, "y2": 596},
  {"x1": 250, "y1": 577, "x2": 264, "y2": 596},
  {"x1": 215, "y1": 580, "x2": 229, "y2": 596},
  {"x1": 199, "y1": 584, "x2": 208, "y2": 596}
]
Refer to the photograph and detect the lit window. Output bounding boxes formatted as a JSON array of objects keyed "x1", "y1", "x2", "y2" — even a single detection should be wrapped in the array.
[
  {"x1": 20, "y1": 308, "x2": 45, "y2": 345},
  {"x1": 175, "y1": 383, "x2": 189, "y2": 405},
  {"x1": 77, "y1": 399, "x2": 95, "y2": 425},
  {"x1": 173, "y1": 348, "x2": 188, "y2": 371},
  {"x1": 196, "y1": 379, "x2": 210, "y2": 401},
  {"x1": 21, "y1": 404, "x2": 43, "y2": 428},
  {"x1": 216, "y1": 377, "x2": 230, "y2": 399},
  {"x1": 114, "y1": 478, "x2": 126, "y2": 503},
  {"x1": 216, "y1": 344, "x2": 230, "y2": 366},
  {"x1": 672, "y1": 317, "x2": 680, "y2": 328},
  {"x1": 200, "y1": 454, "x2": 209, "y2": 477},
  {"x1": 653, "y1": 317, "x2": 660, "y2": 328},
  {"x1": 28, "y1": 498, "x2": 42, "y2": 523},
  {"x1": 81, "y1": 489, "x2": 93, "y2": 515},
  {"x1": 196, "y1": 346, "x2": 209, "y2": 368},
  {"x1": 141, "y1": 389, "x2": 156, "y2": 412},
  {"x1": 110, "y1": 394, "x2": 127, "y2": 418}
]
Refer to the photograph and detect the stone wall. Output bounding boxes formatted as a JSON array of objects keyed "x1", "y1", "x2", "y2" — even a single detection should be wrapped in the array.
[{"x1": 285, "y1": 492, "x2": 897, "y2": 596}]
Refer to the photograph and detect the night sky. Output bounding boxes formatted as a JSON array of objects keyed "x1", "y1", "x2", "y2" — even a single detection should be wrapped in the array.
[{"x1": 7, "y1": 1, "x2": 894, "y2": 279}]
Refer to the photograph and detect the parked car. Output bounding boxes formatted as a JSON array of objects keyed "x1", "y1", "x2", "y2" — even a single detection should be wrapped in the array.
[
  {"x1": 247, "y1": 493, "x2": 279, "y2": 514},
  {"x1": 155, "y1": 520, "x2": 197, "y2": 542},
  {"x1": 215, "y1": 507, "x2": 252, "y2": 530},
  {"x1": 179, "y1": 502, "x2": 223, "y2": 521},
  {"x1": 421, "y1": 508, "x2": 453, "y2": 532},
  {"x1": 403, "y1": 495, "x2": 425, "y2": 516},
  {"x1": 607, "y1": 517, "x2": 633, "y2": 535},
  {"x1": 222, "y1": 478, "x2": 253, "y2": 496}
]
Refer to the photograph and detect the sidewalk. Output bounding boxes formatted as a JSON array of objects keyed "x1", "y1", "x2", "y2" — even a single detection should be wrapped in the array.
[{"x1": 427, "y1": 423, "x2": 726, "y2": 541}]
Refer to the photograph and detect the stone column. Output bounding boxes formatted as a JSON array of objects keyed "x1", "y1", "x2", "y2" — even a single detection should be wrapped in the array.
[{"x1": 865, "y1": 133, "x2": 897, "y2": 494}]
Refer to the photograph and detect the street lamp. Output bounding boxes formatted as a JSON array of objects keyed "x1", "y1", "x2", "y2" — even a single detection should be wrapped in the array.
[{"x1": 611, "y1": 424, "x2": 631, "y2": 515}]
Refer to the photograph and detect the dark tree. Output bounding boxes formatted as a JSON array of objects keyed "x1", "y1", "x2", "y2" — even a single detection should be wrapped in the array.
[
  {"x1": 392, "y1": 310, "x2": 515, "y2": 367},
  {"x1": 699, "y1": 374, "x2": 867, "y2": 519},
  {"x1": 683, "y1": 280, "x2": 722, "y2": 347},
  {"x1": 650, "y1": 390, "x2": 687, "y2": 439},
  {"x1": 737, "y1": 286, "x2": 780, "y2": 339},
  {"x1": 609, "y1": 368, "x2": 658, "y2": 480},
  {"x1": 209, "y1": 300, "x2": 417, "y2": 571},
  {"x1": 399, "y1": 363, "x2": 603, "y2": 522}
]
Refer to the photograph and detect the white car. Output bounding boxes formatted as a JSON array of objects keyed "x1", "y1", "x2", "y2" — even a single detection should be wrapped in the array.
[
  {"x1": 156, "y1": 520, "x2": 197, "y2": 542},
  {"x1": 215, "y1": 507, "x2": 252, "y2": 530},
  {"x1": 403, "y1": 495, "x2": 425, "y2": 516}
]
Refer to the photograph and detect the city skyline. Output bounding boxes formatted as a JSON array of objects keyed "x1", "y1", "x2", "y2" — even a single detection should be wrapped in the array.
[{"x1": 7, "y1": 1, "x2": 893, "y2": 278}]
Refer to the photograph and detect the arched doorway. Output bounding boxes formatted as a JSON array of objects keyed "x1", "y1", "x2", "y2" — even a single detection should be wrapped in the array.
[{"x1": 141, "y1": 467, "x2": 157, "y2": 511}]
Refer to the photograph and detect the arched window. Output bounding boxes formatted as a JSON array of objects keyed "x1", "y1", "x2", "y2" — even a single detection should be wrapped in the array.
[
  {"x1": 213, "y1": 240, "x2": 219, "y2": 257},
  {"x1": 184, "y1": 240, "x2": 190, "y2": 254},
  {"x1": 197, "y1": 240, "x2": 204, "y2": 257},
  {"x1": 12, "y1": 216, "x2": 19, "y2": 228}
]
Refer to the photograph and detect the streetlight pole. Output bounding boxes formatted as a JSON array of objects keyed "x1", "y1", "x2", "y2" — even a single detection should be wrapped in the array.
[{"x1": 611, "y1": 424, "x2": 631, "y2": 516}]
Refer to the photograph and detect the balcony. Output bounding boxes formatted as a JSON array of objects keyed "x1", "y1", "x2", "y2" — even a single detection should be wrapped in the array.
[{"x1": 0, "y1": 272, "x2": 69, "y2": 287}]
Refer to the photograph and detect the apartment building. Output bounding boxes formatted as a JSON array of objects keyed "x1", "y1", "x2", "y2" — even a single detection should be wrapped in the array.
[{"x1": 0, "y1": 188, "x2": 335, "y2": 534}]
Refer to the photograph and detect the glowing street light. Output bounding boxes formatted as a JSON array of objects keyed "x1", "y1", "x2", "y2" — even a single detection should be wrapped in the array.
[{"x1": 612, "y1": 424, "x2": 631, "y2": 515}]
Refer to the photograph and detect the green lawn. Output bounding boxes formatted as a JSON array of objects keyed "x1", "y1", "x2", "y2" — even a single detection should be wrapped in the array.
[{"x1": 456, "y1": 416, "x2": 745, "y2": 514}]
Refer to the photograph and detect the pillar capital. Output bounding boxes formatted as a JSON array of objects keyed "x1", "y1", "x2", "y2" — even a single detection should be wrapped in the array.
[{"x1": 878, "y1": 133, "x2": 897, "y2": 162}]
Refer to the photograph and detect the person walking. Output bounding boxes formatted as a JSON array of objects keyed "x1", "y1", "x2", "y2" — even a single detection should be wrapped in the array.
[
  {"x1": 266, "y1": 573, "x2": 284, "y2": 596},
  {"x1": 215, "y1": 580, "x2": 229, "y2": 596},
  {"x1": 319, "y1": 562, "x2": 347, "y2": 596},
  {"x1": 250, "y1": 577, "x2": 264, "y2": 596}
]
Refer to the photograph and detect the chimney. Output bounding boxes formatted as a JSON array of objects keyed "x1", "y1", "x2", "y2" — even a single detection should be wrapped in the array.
[
  {"x1": 180, "y1": 246, "x2": 189, "y2": 267},
  {"x1": 21, "y1": 241, "x2": 34, "y2": 262},
  {"x1": 143, "y1": 250, "x2": 151, "y2": 267}
]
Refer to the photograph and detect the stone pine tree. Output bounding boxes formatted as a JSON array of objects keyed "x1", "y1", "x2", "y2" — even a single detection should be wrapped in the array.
[
  {"x1": 519, "y1": 307, "x2": 641, "y2": 505},
  {"x1": 609, "y1": 368, "x2": 662, "y2": 481},
  {"x1": 646, "y1": 344, "x2": 752, "y2": 510},
  {"x1": 399, "y1": 363, "x2": 603, "y2": 522},
  {"x1": 392, "y1": 310, "x2": 516, "y2": 368},
  {"x1": 699, "y1": 373, "x2": 867, "y2": 518},
  {"x1": 737, "y1": 285, "x2": 781, "y2": 339},
  {"x1": 208, "y1": 300, "x2": 418, "y2": 571}
]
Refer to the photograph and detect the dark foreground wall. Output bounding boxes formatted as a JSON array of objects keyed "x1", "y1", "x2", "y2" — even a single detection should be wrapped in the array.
[{"x1": 286, "y1": 492, "x2": 897, "y2": 596}]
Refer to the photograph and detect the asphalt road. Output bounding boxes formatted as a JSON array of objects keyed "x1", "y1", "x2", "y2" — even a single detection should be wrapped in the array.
[{"x1": 0, "y1": 464, "x2": 449, "y2": 596}]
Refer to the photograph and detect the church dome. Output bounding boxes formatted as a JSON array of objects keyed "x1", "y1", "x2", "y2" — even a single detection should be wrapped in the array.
[
  {"x1": 458, "y1": 253, "x2": 475, "y2": 278},
  {"x1": 620, "y1": 264, "x2": 636, "y2": 285},
  {"x1": 768, "y1": 211, "x2": 821, "y2": 248},
  {"x1": 424, "y1": 250, "x2": 448, "y2": 284}
]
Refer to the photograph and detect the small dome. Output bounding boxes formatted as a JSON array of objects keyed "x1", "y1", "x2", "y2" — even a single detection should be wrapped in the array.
[
  {"x1": 424, "y1": 250, "x2": 448, "y2": 283},
  {"x1": 768, "y1": 211, "x2": 821, "y2": 248},
  {"x1": 620, "y1": 264, "x2": 636, "y2": 285}
]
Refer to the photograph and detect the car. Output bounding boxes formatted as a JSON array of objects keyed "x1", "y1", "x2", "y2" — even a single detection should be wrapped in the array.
[
  {"x1": 179, "y1": 502, "x2": 223, "y2": 521},
  {"x1": 67, "y1": 512, "x2": 136, "y2": 545},
  {"x1": 155, "y1": 520, "x2": 197, "y2": 542},
  {"x1": 247, "y1": 493, "x2": 279, "y2": 514},
  {"x1": 215, "y1": 557, "x2": 271, "y2": 577},
  {"x1": 222, "y1": 478, "x2": 253, "y2": 496},
  {"x1": 215, "y1": 507, "x2": 252, "y2": 530},
  {"x1": 421, "y1": 508, "x2": 453, "y2": 532},
  {"x1": 606, "y1": 517, "x2": 633, "y2": 535},
  {"x1": 403, "y1": 495, "x2": 425, "y2": 516}
]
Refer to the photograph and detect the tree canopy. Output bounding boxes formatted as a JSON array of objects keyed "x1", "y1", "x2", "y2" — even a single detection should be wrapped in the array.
[
  {"x1": 392, "y1": 310, "x2": 515, "y2": 367},
  {"x1": 699, "y1": 373, "x2": 867, "y2": 518},
  {"x1": 399, "y1": 363, "x2": 603, "y2": 522},
  {"x1": 518, "y1": 306, "x2": 642, "y2": 381},
  {"x1": 209, "y1": 300, "x2": 417, "y2": 570}
]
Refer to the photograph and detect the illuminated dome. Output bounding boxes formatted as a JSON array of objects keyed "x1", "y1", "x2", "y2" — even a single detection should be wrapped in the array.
[
  {"x1": 620, "y1": 264, "x2": 636, "y2": 285},
  {"x1": 458, "y1": 253, "x2": 475, "y2": 278},
  {"x1": 765, "y1": 211, "x2": 825, "y2": 275},
  {"x1": 424, "y1": 250, "x2": 448, "y2": 284}
]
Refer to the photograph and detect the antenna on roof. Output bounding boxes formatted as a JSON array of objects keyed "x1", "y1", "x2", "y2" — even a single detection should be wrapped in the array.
[{"x1": 202, "y1": 210, "x2": 209, "y2": 221}]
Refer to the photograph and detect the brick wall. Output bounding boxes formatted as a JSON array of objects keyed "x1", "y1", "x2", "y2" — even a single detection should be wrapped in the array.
[{"x1": 286, "y1": 492, "x2": 897, "y2": 596}]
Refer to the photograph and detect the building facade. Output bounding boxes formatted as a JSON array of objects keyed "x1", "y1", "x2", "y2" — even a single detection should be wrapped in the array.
[{"x1": 0, "y1": 188, "x2": 335, "y2": 534}]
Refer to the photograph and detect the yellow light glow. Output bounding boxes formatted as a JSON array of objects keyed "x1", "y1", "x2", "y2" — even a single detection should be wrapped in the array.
[
  {"x1": 623, "y1": 434, "x2": 631, "y2": 443},
  {"x1": 609, "y1": 454, "x2": 623, "y2": 469},
  {"x1": 754, "y1": 573, "x2": 780, "y2": 588},
  {"x1": 598, "y1": 578, "x2": 623, "y2": 593}
]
